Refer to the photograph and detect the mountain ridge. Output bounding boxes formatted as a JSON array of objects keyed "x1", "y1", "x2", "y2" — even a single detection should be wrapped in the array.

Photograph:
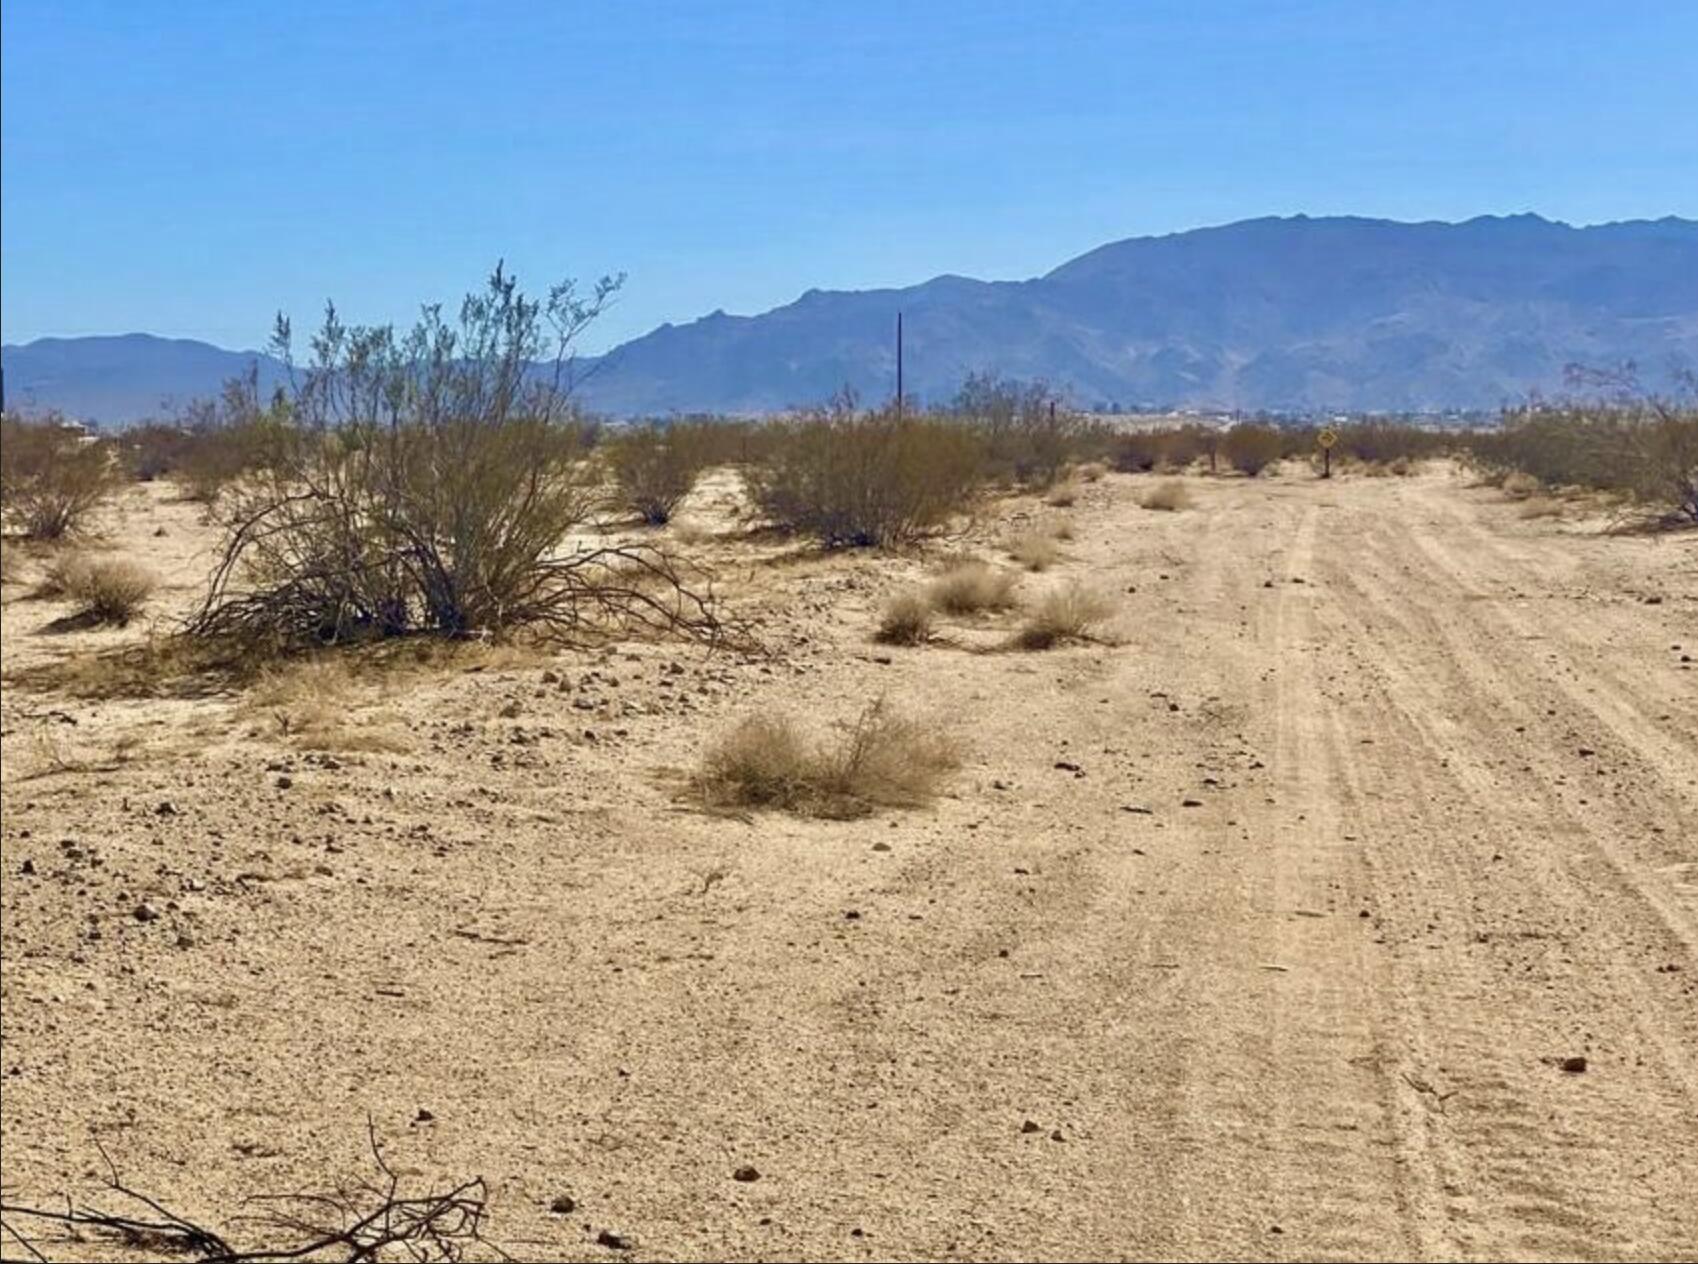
[{"x1": 6, "y1": 213, "x2": 1696, "y2": 423}]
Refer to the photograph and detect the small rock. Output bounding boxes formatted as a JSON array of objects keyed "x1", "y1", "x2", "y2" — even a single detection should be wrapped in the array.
[
  {"x1": 1577, "y1": 747, "x2": 1595, "y2": 758},
  {"x1": 596, "y1": 1229, "x2": 630, "y2": 1250},
  {"x1": 19, "y1": 859, "x2": 35, "y2": 875},
  {"x1": 1021, "y1": 1120, "x2": 1042, "y2": 1134},
  {"x1": 1559, "y1": 1055, "x2": 1588, "y2": 1074},
  {"x1": 155, "y1": 801, "x2": 179, "y2": 816},
  {"x1": 415, "y1": 1107, "x2": 435, "y2": 1122},
  {"x1": 132, "y1": 902, "x2": 160, "y2": 923},
  {"x1": 275, "y1": 775, "x2": 294, "y2": 790},
  {"x1": 549, "y1": 1194, "x2": 575, "y2": 1214},
  {"x1": 732, "y1": 1165, "x2": 761, "y2": 1182},
  {"x1": 871, "y1": 841, "x2": 891, "y2": 852},
  {"x1": 1181, "y1": 798, "x2": 1204, "y2": 808}
]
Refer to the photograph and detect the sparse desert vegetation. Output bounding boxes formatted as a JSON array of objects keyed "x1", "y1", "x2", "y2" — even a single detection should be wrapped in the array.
[{"x1": 4, "y1": 364, "x2": 1696, "y2": 1264}]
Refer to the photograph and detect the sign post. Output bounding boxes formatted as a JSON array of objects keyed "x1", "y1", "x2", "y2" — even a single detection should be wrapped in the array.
[{"x1": 1317, "y1": 427, "x2": 1338, "y2": 478}]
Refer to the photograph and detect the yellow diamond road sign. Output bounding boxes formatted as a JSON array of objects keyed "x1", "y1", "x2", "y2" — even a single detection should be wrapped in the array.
[{"x1": 1317, "y1": 427, "x2": 1339, "y2": 450}]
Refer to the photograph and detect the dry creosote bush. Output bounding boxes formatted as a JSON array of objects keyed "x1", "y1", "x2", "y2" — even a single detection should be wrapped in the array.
[{"x1": 184, "y1": 267, "x2": 729, "y2": 659}]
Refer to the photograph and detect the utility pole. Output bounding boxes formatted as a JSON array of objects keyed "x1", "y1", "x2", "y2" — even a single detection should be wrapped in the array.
[{"x1": 895, "y1": 311, "x2": 904, "y2": 423}]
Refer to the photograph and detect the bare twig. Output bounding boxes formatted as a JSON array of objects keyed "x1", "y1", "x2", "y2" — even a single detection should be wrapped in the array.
[{"x1": 0, "y1": 1123, "x2": 507, "y2": 1263}]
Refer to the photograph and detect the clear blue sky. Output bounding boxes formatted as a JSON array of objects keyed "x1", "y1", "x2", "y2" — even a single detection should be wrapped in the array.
[{"x1": 4, "y1": 0, "x2": 1695, "y2": 353}]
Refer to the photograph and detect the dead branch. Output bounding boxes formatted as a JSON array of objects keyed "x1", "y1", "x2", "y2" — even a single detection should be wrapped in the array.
[{"x1": 0, "y1": 1124, "x2": 507, "y2": 1263}]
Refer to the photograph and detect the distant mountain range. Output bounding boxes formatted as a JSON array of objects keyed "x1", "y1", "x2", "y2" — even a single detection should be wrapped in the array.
[{"x1": 6, "y1": 213, "x2": 1696, "y2": 424}]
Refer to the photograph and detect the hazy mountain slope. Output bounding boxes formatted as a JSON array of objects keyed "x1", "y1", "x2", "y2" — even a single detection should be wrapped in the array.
[
  {"x1": 6, "y1": 214, "x2": 1695, "y2": 423},
  {"x1": 0, "y1": 334, "x2": 287, "y2": 425}
]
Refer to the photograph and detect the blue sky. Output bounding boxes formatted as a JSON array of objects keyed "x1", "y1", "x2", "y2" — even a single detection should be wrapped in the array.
[{"x1": 4, "y1": 0, "x2": 1695, "y2": 353}]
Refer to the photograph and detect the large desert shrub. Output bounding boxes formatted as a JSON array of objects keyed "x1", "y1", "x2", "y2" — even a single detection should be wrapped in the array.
[
  {"x1": 1221, "y1": 423, "x2": 1286, "y2": 476},
  {"x1": 190, "y1": 267, "x2": 721, "y2": 651},
  {"x1": 748, "y1": 393, "x2": 985, "y2": 548},
  {"x1": 122, "y1": 422, "x2": 195, "y2": 482},
  {"x1": 0, "y1": 413, "x2": 122, "y2": 539},
  {"x1": 952, "y1": 373, "x2": 1095, "y2": 488},
  {"x1": 695, "y1": 698, "x2": 961, "y2": 818},
  {"x1": 604, "y1": 419, "x2": 714, "y2": 524},
  {"x1": 1642, "y1": 409, "x2": 1698, "y2": 524}
]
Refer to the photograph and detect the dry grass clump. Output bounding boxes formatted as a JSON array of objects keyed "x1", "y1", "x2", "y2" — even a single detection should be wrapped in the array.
[
  {"x1": 1076, "y1": 462, "x2": 1107, "y2": 483},
  {"x1": 1517, "y1": 495, "x2": 1564, "y2": 519},
  {"x1": 1007, "y1": 531, "x2": 1060, "y2": 572},
  {"x1": 875, "y1": 590, "x2": 935, "y2": 645},
  {"x1": 38, "y1": 554, "x2": 157, "y2": 625},
  {"x1": 1045, "y1": 481, "x2": 1080, "y2": 507},
  {"x1": 246, "y1": 657, "x2": 412, "y2": 752},
  {"x1": 926, "y1": 560, "x2": 1019, "y2": 615},
  {"x1": 1050, "y1": 518, "x2": 1075, "y2": 541},
  {"x1": 1502, "y1": 471, "x2": 1541, "y2": 499},
  {"x1": 1013, "y1": 582, "x2": 1114, "y2": 650},
  {"x1": 695, "y1": 699, "x2": 961, "y2": 819},
  {"x1": 1139, "y1": 479, "x2": 1192, "y2": 511}
]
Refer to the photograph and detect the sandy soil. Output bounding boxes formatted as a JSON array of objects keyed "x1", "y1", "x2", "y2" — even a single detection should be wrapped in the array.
[{"x1": 2, "y1": 466, "x2": 1694, "y2": 1262}]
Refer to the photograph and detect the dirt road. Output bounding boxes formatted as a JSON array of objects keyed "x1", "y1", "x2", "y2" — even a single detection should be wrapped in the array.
[{"x1": 3, "y1": 468, "x2": 1694, "y2": 1261}]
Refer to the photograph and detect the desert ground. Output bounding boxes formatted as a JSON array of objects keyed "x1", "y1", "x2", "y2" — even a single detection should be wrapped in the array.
[{"x1": 2, "y1": 464, "x2": 1694, "y2": 1262}]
